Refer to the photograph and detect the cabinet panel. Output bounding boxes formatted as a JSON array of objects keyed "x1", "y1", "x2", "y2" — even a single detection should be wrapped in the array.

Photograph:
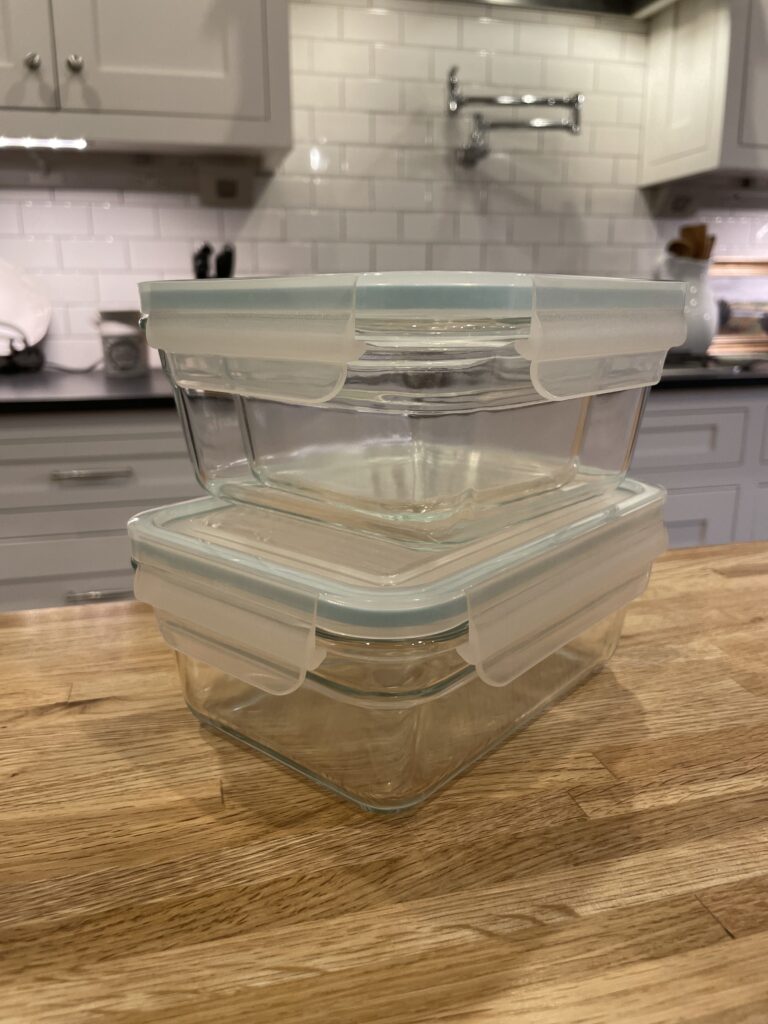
[
  {"x1": 0, "y1": 0, "x2": 58, "y2": 110},
  {"x1": 641, "y1": 0, "x2": 729, "y2": 185},
  {"x1": 52, "y1": 0, "x2": 267, "y2": 119},
  {"x1": 754, "y1": 485, "x2": 768, "y2": 541},
  {"x1": 663, "y1": 486, "x2": 739, "y2": 548},
  {"x1": 737, "y1": 0, "x2": 768, "y2": 148},
  {"x1": 0, "y1": 570, "x2": 135, "y2": 612},
  {"x1": 632, "y1": 407, "x2": 746, "y2": 471}
]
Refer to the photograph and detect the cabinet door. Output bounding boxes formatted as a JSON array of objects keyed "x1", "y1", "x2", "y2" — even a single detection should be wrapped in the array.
[
  {"x1": 51, "y1": 0, "x2": 267, "y2": 119},
  {"x1": 736, "y1": 0, "x2": 768, "y2": 148},
  {"x1": 663, "y1": 487, "x2": 739, "y2": 548},
  {"x1": 640, "y1": 0, "x2": 730, "y2": 186},
  {"x1": 0, "y1": 0, "x2": 58, "y2": 109}
]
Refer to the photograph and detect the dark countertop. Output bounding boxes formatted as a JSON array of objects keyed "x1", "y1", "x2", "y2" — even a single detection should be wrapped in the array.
[
  {"x1": 2, "y1": 363, "x2": 768, "y2": 412},
  {"x1": 0, "y1": 367, "x2": 175, "y2": 412}
]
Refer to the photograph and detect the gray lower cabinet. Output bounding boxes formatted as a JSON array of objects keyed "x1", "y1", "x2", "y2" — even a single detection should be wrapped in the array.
[
  {"x1": 0, "y1": 407, "x2": 201, "y2": 611},
  {"x1": 631, "y1": 387, "x2": 768, "y2": 548}
]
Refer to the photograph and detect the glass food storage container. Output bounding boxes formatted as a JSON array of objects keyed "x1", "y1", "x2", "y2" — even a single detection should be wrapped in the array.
[
  {"x1": 128, "y1": 480, "x2": 666, "y2": 811},
  {"x1": 139, "y1": 272, "x2": 684, "y2": 541}
]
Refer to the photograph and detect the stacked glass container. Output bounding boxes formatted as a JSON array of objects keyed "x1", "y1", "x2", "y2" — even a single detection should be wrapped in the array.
[{"x1": 130, "y1": 272, "x2": 686, "y2": 810}]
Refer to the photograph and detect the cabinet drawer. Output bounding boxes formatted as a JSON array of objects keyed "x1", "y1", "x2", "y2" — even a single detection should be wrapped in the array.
[
  {"x1": 3, "y1": 455, "x2": 199, "y2": 510},
  {"x1": 0, "y1": 409, "x2": 186, "y2": 453},
  {"x1": 0, "y1": 571, "x2": 136, "y2": 613},
  {"x1": 0, "y1": 503, "x2": 162, "y2": 540},
  {"x1": 633, "y1": 408, "x2": 746, "y2": 470},
  {"x1": 663, "y1": 486, "x2": 739, "y2": 548},
  {"x1": 0, "y1": 533, "x2": 132, "y2": 583}
]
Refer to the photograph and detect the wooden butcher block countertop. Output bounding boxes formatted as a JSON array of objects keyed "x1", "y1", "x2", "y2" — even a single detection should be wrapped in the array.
[{"x1": 3, "y1": 543, "x2": 768, "y2": 1024}]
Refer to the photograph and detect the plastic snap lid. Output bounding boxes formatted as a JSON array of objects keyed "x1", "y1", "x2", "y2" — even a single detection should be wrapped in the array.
[
  {"x1": 129, "y1": 480, "x2": 667, "y2": 696},
  {"x1": 139, "y1": 272, "x2": 686, "y2": 405}
]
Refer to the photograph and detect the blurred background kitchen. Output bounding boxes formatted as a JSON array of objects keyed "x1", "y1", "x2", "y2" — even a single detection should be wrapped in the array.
[{"x1": 2, "y1": 0, "x2": 768, "y2": 610}]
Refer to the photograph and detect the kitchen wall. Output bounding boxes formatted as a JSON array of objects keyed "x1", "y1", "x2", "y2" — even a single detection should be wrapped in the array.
[{"x1": 1, "y1": 0, "x2": 767, "y2": 368}]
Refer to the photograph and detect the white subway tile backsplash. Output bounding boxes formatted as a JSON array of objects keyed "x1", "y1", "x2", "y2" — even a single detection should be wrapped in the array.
[
  {"x1": 374, "y1": 43, "x2": 430, "y2": 80},
  {"x1": 589, "y1": 187, "x2": 638, "y2": 215},
  {"x1": 457, "y1": 213, "x2": 505, "y2": 244},
  {"x1": 67, "y1": 306, "x2": 99, "y2": 336},
  {"x1": 282, "y1": 143, "x2": 342, "y2": 176},
  {"x1": 619, "y1": 95, "x2": 643, "y2": 125},
  {"x1": 622, "y1": 32, "x2": 647, "y2": 63},
  {"x1": 223, "y1": 207, "x2": 285, "y2": 241},
  {"x1": 512, "y1": 214, "x2": 561, "y2": 244},
  {"x1": 253, "y1": 176, "x2": 313, "y2": 209},
  {"x1": 374, "y1": 243, "x2": 427, "y2": 270},
  {"x1": 519, "y1": 22, "x2": 569, "y2": 56},
  {"x1": 489, "y1": 54, "x2": 544, "y2": 89},
  {"x1": 543, "y1": 56, "x2": 594, "y2": 92},
  {"x1": 565, "y1": 156, "x2": 614, "y2": 185},
  {"x1": 611, "y1": 216, "x2": 659, "y2": 244},
  {"x1": 286, "y1": 209, "x2": 342, "y2": 241},
  {"x1": 36, "y1": 272, "x2": 99, "y2": 304},
  {"x1": 596, "y1": 62, "x2": 644, "y2": 95},
  {"x1": 21, "y1": 202, "x2": 91, "y2": 236},
  {"x1": 585, "y1": 93, "x2": 620, "y2": 124},
  {"x1": 314, "y1": 39, "x2": 371, "y2": 75},
  {"x1": 402, "y1": 82, "x2": 445, "y2": 114},
  {"x1": 254, "y1": 242, "x2": 313, "y2": 274},
  {"x1": 92, "y1": 203, "x2": 156, "y2": 237},
  {"x1": 486, "y1": 184, "x2": 537, "y2": 215},
  {"x1": 314, "y1": 176, "x2": 370, "y2": 209},
  {"x1": 291, "y1": 37, "x2": 312, "y2": 72},
  {"x1": 157, "y1": 206, "x2": 222, "y2": 239},
  {"x1": 483, "y1": 244, "x2": 535, "y2": 271},
  {"x1": 373, "y1": 113, "x2": 431, "y2": 146},
  {"x1": 539, "y1": 185, "x2": 588, "y2": 215},
  {"x1": 403, "y1": 12, "x2": 459, "y2": 48},
  {"x1": 563, "y1": 215, "x2": 610, "y2": 244},
  {"x1": 294, "y1": 74, "x2": 343, "y2": 109},
  {"x1": 316, "y1": 109, "x2": 372, "y2": 143},
  {"x1": 342, "y1": 145, "x2": 399, "y2": 177},
  {"x1": 402, "y1": 212, "x2": 456, "y2": 242},
  {"x1": 461, "y1": 17, "x2": 516, "y2": 52},
  {"x1": 431, "y1": 182, "x2": 486, "y2": 213},
  {"x1": 0, "y1": 202, "x2": 20, "y2": 233},
  {"x1": 585, "y1": 246, "x2": 635, "y2": 276},
  {"x1": 128, "y1": 239, "x2": 188, "y2": 270},
  {"x1": 374, "y1": 179, "x2": 431, "y2": 211},
  {"x1": 59, "y1": 238, "x2": 127, "y2": 270},
  {"x1": 432, "y1": 244, "x2": 482, "y2": 270},
  {"x1": 292, "y1": 3, "x2": 340, "y2": 39},
  {"x1": 401, "y1": 148, "x2": 453, "y2": 181},
  {"x1": 343, "y1": 7, "x2": 400, "y2": 43},
  {"x1": 97, "y1": 273, "x2": 146, "y2": 307},
  {"x1": 593, "y1": 125, "x2": 642, "y2": 157},
  {"x1": 571, "y1": 27, "x2": 623, "y2": 61},
  {"x1": 315, "y1": 241, "x2": 371, "y2": 271},
  {"x1": 345, "y1": 77, "x2": 400, "y2": 113},
  {"x1": 614, "y1": 157, "x2": 640, "y2": 186},
  {"x1": 433, "y1": 49, "x2": 487, "y2": 85},
  {"x1": 345, "y1": 210, "x2": 399, "y2": 241},
  {"x1": 536, "y1": 244, "x2": 588, "y2": 273}
]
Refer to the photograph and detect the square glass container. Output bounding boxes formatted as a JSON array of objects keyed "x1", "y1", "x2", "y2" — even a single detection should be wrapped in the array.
[
  {"x1": 140, "y1": 272, "x2": 685, "y2": 541},
  {"x1": 128, "y1": 480, "x2": 666, "y2": 810}
]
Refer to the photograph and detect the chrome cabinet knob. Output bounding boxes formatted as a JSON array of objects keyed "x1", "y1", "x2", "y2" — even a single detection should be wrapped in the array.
[
  {"x1": 66, "y1": 54, "x2": 85, "y2": 72},
  {"x1": 24, "y1": 51, "x2": 42, "y2": 70}
]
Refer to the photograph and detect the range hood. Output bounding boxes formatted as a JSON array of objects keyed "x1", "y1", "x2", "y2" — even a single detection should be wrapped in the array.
[{"x1": 460, "y1": 0, "x2": 676, "y2": 16}]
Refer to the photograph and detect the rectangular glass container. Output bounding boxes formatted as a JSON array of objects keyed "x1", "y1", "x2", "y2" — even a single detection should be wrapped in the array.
[
  {"x1": 128, "y1": 481, "x2": 666, "y2": 810},
  {"x1": 178, "y1": 611, "x2": 625, "y2": 812},
  {"x1": 140, "y1": 272, "x2": 685, "y2": 541}
]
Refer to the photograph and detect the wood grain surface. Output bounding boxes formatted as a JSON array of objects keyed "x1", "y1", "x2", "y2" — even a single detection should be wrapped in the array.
[{"x1": 2, "y1": 542, "x2": 768, "y2": 1023}]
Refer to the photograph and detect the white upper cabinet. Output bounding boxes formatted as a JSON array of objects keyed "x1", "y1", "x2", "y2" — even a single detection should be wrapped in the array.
[
  {"x1": 51, "y1": 0, "x2": 267, "y2": 120},
  {"x1": 1, "y1": 0, "x2": 290, "y2": 156},
  {"x1": 0, "y1": 0, "x2": 58, "y2": 109},
  {"x1": 641, "y1": 0, "x2": 768, "y2": 186}
]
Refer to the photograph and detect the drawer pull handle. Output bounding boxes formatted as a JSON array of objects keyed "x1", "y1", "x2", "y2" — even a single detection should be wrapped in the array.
[
  {"x1": 65, "y1": 589, "x2": 134, "y2": 604},
  {"x1": 50, "y1": 467, "x2": 134, "y2": 482}
]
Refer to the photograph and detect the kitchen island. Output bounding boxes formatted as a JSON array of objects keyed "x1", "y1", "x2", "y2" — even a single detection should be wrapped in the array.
[{"x1": 2, "y1": 542, "x2": 768, "y2": 1023}]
